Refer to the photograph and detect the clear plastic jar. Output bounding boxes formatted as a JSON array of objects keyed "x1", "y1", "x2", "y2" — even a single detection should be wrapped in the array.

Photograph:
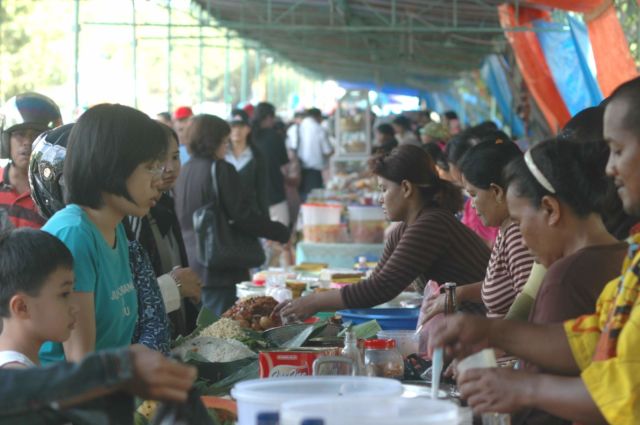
[{"x1": 363, "y1": 338, "x2": 405, "y2": 380}]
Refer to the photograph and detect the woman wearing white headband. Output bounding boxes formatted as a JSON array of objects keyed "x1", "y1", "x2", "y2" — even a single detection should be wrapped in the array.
[{"x1": 503, "y1": 137, "x2": 627, "y2": 424}]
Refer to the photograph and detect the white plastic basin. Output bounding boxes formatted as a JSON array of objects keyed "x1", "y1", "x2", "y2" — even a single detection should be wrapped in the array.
[
  {"x1": 231, "y1": 376, "x2": 403, "y2": 425},
  {"x1": 280, "y1": 396, "x2": 459, "y2": 425}
]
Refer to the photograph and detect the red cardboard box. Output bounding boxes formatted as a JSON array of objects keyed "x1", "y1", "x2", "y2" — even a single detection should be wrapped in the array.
[{"x1": 258, "y1": 348, "x2": 340, "y2": 378}]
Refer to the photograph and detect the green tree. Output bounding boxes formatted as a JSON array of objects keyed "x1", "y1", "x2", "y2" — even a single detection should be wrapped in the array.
[{"x1": 0, "y1": 0, "x2": 66, "y2": 100}]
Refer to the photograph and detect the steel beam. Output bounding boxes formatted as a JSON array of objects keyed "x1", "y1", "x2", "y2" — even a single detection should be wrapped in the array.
[
  {"x1": 167, "y1": 2, "x2": 173, "y2": 112},
  {"x1": 132, "y1": 0, "x2": 138, "y2": 108},
  {"x1": 274, "y1": 0, "x2": 307, "y2": 24},
  {"x1": 83, "y1": 20, "x2": 562, "y2": 34},
  {"x1": 74, "y1": 0, "x2": 80, "y2": 109}
]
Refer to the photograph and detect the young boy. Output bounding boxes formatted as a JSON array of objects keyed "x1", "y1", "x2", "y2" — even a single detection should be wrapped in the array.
[{"x1": 0, "y1": 228, "x2": 76, "y2": 368}]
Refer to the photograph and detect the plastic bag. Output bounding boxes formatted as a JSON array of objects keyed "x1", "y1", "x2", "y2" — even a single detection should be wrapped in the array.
[
  {"x1": 417, "y1": 280, "x2": 444, "y2": 359},
  {"x1": 150, "y1": 389, "x2": 214, "y2": 425}
]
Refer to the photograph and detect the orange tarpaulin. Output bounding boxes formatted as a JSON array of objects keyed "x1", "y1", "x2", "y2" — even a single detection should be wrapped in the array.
[
  {"x1": 587, "y1": 5, "x2": 638, "y2": 96},
  {"x1": 523, "y1": 0, "x2": 638, "y2": 97},
  {"x1": 522, "y1": 0, "x2": 606, "y2": 13},
  {"x1": 498, "y1": 4, "x2": 570, "y2": 131}
]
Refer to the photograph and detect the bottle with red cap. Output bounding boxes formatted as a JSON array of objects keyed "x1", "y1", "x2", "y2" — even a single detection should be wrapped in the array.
[{"x1": 363, "y1": 338, "x2": 404, "y2": 379}]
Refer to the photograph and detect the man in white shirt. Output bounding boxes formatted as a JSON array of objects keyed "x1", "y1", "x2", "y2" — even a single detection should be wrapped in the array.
[{"x1": 293, "y1": 108, "x2": 334, "y2": 201}]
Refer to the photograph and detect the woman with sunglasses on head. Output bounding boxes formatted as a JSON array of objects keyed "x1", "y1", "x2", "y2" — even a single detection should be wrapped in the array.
[
  {"x1": 39, "y1": 104, "x2": 167, "y2": 364},
  {"x1": 276, "y1": 144, "x2": 490, "y2": 321}
]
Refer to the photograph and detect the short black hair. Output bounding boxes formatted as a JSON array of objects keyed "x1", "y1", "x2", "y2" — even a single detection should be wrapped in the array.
[
  {"x1": 392, "y1": 115, "x2": 412, "y2": 130},
  {"x1": 157, "y1": 112, "x2": 171, "y2": 121},
  {"x1": 307, "y1": 108, "x2": 322, "y2": 119},
  {"x1": 460, "y1": 140, "x2": 522, "y2": 190},
  {"x1": 421, "y1": 142, "x2": 449, "y2": 171},
  {"x1": 185, "y1": 114, "x2": 230, "y2": 159},
  {"x1": 445, "y1": 130, "x2": 477, "y2": 166},
  {"x1": 504, "y1": 137, "x2": 610, "y2": 218},
  {"x1": 608, "y1": 76, "x2": 640, "y2": 135},
  {"x1": 558, "y1": 106, "x2": 604, "y2": 143},
  {"x1": 252, "y1": 102, "x2": 276, "y2": 125},
  {"x1": 65, "y1": 104, "x2": 166, "y2": 209},
  {"x1": 444, "y1": 110, "x2": 459, "y2": 120},
  {"x1": 376, "y1": 123, "x2": 395, "y2": 137},
  {"x1": 0, "y1": 229, "x2": 73, "y2": 318}
]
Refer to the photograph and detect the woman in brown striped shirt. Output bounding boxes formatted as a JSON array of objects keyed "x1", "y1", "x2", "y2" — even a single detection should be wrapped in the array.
[
  {"x1": 276, "y1": 145, "x2": 491, "y2": 321},
  {"x1": 422, "y1": 139, "x2": 534, "y2": 321}
]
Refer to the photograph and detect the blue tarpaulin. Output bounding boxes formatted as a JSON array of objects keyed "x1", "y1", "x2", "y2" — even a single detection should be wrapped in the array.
[
  {"x1": 568, "y1": 15, "x2": 604, "y2": 105},
  {"x1": 534, "y1": 19, "x2": 602, "y2": 117},
  {"x1": 481, "y1": 54, "x2": 525, "y2": 137}
]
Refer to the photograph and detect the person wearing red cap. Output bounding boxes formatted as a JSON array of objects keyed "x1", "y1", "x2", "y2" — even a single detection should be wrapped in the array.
[{"x1": 173, "y1": 106, "x2": 193, "y2": 165}]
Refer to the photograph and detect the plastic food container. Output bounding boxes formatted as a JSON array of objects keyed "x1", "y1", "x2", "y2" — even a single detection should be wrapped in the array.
[
  {"x1": 231, "y1": 376, "x2": 403, "y2": 425},
  {"x1": 301, "y1": 204, "x2": 343, "y2": 243},
  {"x1": 280, "y1": 396, "x2": 459, "y2": 425},
  {"x1": 348, "y1": 205, "x2": 386, "y2": 243},
  {"x1": 377, "y1": 330, "x2": 419, "y2": 357},
  {"x1": 363, "y1": 339, "x2": 404, "y2": 380},
  {"x1": 337, "y1": 308, "x2": 419, "y2": 330}
]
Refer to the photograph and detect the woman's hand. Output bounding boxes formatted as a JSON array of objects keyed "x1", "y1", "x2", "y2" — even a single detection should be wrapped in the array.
[
  {"x1": 421, "y1": 292, "x2": 446, "y2": 323},
  {"x1": 171, "y1": 267, "x2": 202, "y2": 304},
  {"x1": 128, "y1": 344, "x2": 197, "y2": 402},
  {"x1": 275, "y1": 295, "x2": 320, "y2": 323},
  {"x1": 428, "y1": 314, "x2": 491, "y2": 359},
  {"x1": 458, "y1": 367, "x2": 535, "y2": 414}
]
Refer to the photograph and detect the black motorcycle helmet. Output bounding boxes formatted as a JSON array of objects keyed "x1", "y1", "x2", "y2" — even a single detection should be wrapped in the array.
[
  {"x1": 28, "y1": 124, "x2": 73, "y2": 219},
  {"x1": 0, "y1": 92, "x2": 62, "y2": 159}
]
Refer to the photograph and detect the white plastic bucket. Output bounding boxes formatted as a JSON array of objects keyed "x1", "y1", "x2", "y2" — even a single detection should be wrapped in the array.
[
  {"x1": 231, "y1": 376, "x2": 403, "y2": 425},
  {"x1": 348, "y1": 205, "x2": 386, "y2": 243},
  {"x1": 347, "y1": 205, "x2": 385, "y2": 221},
  {"x1": 280, "y1": 396, "x2": 459, "y2": 425},
  {"x1": 301, "y1": 204, "x2": 343, "y2": 242},
  {"x1": 301, "y1": 204, "x2": 342, "y2": 226}
]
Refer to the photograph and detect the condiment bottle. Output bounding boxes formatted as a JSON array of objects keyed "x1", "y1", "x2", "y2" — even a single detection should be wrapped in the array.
[
  {"x1": 444, "y1": 282, "x2": 457, "y2": 315},
  {"x1": 363, "y1": 338, "x2": 404, "y2": 380},
  {"x1": 341, "y1": 330, "x2": 365, "y2": 375}
]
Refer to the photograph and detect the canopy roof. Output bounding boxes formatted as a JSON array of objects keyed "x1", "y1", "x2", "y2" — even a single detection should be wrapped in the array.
[{"x1": 196, "y1": 0, "x2": 524, "y2": 90}]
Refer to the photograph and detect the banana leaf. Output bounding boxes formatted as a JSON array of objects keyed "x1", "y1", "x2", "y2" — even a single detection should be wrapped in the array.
[
  {"x1": 196, "y1": 360, "x2": 259, "y2": 396},
  {"x1": 172, "y1": 307, "x2": 220, "y2": 348}
]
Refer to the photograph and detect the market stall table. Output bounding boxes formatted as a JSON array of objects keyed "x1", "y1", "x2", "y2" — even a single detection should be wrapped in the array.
[{"x1": 295, "y1": 241, "x2": 384, "y2": 269}]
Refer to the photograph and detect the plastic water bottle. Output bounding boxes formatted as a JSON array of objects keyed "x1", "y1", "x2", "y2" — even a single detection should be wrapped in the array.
[
  {"x1": 257, "y1": 412, "x2": 279, "y2": 425},
  {"x1": 341, "y1": 330, "x2": 365, "y2": 375},
  {"x1": 356, "y1": 256, "x2": 369, "y2": 273}
]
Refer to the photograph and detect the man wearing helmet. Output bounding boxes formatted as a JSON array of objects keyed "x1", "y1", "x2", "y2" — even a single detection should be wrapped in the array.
[{"x1": 0, "y1": 92, "x2": 62, "y2": 230}]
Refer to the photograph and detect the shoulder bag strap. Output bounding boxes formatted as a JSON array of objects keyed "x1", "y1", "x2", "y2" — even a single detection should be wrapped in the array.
[{"x1": 210, "y1": 160, "x2": 219, "y2": 200}]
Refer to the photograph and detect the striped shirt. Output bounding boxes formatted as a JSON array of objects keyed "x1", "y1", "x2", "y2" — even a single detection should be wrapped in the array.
[
  {"x1": 481, "y1": 223, "x2": 534, "y2": 318},
  {"x1": 341, "y1": 207, "x2": 491, "y2": 308},
  {"x1": 0, "y1": 165, "x2": 45, "y2": 230}
]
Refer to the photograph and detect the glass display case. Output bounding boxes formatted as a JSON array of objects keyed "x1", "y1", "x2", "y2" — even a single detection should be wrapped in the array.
[{"x1": 331, "y1": 89, "x2": 372, "y2": 177}]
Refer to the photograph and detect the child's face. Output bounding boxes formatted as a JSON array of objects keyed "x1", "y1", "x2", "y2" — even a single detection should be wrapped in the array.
[{"x1": 26, "y1": 267, "x2": 77, "y2": 343}]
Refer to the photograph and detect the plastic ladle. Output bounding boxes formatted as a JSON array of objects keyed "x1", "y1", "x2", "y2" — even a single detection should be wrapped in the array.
[{"x1": 430, "y1": 347, "x2": 443, "y2": 399}]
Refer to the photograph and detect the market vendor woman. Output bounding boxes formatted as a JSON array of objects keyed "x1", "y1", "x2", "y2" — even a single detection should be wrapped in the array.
[{"x1": 277, "y1": 144, "x2": 491, "y2": 321}]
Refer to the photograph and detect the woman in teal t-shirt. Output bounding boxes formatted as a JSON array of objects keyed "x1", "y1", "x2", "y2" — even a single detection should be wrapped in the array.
[{"x1": 39, "y1": 104, "x2": 166, "y2": 364}]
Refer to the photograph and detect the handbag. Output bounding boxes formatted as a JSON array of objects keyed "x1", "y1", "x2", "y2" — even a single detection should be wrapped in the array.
[{"x1": 192, "y1": 161, "x2": 266, "y2": 270}]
